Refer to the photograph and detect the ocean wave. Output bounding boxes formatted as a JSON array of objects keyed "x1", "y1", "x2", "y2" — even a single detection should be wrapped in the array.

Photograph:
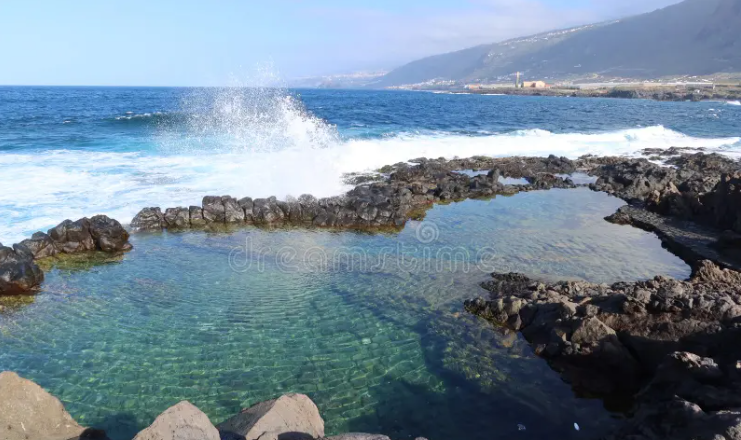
[
  {"x1": 728, "y1": 101, "x2": 741, "y2": 106},
  {"x1": 0, "y1": 125, "x2": 739, "y2": 244}
]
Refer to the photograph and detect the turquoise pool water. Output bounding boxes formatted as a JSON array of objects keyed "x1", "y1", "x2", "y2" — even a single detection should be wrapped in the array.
[{"x1": 0, "y1": 188, "x2": 690, "y2": 440}]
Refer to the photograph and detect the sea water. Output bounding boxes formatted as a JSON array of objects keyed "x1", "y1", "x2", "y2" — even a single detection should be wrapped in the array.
[
  {"x1": 1, "y1": 87, "x2": 740, "y2": 244},
  {"x1": 0, "y1": 87, "x2": 737, "y2": 440},
  {"x1": 1, "y1": 189, "x2": 690, "y2": 440}
]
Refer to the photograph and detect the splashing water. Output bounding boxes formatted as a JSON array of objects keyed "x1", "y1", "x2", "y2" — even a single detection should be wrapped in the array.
[
  {"x1": 1, "y1": 87, "x2": 741, "y2": 244},
  {"x1": 157, "y1": 86, "x2": 340, "y2": 154}
]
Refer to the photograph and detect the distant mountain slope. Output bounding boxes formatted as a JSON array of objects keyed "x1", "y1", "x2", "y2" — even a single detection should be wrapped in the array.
[{"x1": 377, "y1": 0, "x2": 741, "y2": 87}]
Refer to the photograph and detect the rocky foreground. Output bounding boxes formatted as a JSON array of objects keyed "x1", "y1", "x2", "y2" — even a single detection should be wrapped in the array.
[{"x1": 0, "y1": 371, "x2": 422, "y2": 440}]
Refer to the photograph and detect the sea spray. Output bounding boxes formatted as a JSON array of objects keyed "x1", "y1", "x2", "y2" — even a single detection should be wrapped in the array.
[{"x1": 1, "y1": 86, "x2": 741, "y2": 244}]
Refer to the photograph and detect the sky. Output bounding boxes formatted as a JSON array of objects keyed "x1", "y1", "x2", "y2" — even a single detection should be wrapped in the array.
[{"x1": 0, "y1": 0, "x2": 683, "y2": 86}]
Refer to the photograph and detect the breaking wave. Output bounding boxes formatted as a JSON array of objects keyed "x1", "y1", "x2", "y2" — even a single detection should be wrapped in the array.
[{"x1": 1, "y1": 86, "x2": 740, "y2": 244}]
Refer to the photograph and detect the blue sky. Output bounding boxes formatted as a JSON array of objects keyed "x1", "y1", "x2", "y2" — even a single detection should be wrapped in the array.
[{"x1": 0, "y1": 0, "x2": 682, "y2": 86}]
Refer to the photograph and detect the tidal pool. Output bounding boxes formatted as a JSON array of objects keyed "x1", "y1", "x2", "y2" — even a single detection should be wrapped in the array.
[{"x1": 0, "y1": 188, "x2": 690, "y2": 440}]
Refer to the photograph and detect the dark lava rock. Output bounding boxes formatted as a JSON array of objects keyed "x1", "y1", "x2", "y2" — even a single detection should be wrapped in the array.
[
  {"x1": 18, "y1": 232, "x2": 58, "y2": 259},
  {"x1": 0, "y1": 243, "x2": 44, "y2": 294},
  {"x1": 131, "y1": 207, "x2": 165, "y2": 231},
  {"x1": 203, "y1": 195, "x2": 244, "y2": 223},
  {"x1": 189, "y1": 206, "x2": 206, "y2": 227},
  {"x1": 466, "y1": 260, "x2": 741, "y2": 440},
  {"x1": 164, "y1": 207, "x2": 190, "y2": 229},
  {"x1": 590, "y1": 159, "x2": 677, "y2": 203},
  {"x1": 89, "y1": 215, "x2": 132, "y2": 252},
  {"x1": 48, "y1": 218, "x2": 96, "y2": 254}
]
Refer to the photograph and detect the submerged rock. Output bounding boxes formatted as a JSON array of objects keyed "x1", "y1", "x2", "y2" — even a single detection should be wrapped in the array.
[
  {"x1": 0, "y1": 371, "x2": 86, "y2": 440},
  {"x1": 133, "y1": 401, "x2": 219, "y2": 440},
  {"x1": 218, "y1": 393, "x2": 324, "y2": 440}
]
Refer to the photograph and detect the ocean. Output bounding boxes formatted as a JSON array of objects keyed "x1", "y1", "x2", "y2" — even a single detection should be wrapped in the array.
[
  {"x1": 1, "y1": 86, "x2": 740, "y2": 244},
  {"x1": 0, "y1": 87, "x2": 739, "y2": 440}
]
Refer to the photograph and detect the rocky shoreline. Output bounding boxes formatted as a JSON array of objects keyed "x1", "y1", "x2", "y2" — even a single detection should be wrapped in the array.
[
  {"x1": 0, "y1": 216, "x2": 132, "y2": 295},
  {"x1": 0, "y1": 371, "x2": 420, "y2": 440},
  {"x1": 453, "y1": 87, "x2": 741, "y2": 102},
  {"x1": 3, "y1": 148, "x2": 741, "y2": 439}
]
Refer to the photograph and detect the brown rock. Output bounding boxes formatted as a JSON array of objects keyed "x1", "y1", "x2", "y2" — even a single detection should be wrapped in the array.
[
  {"x1": 133, "y1": 401, "x2": 219, "y2": 440},
  {"x1": 0, "y1": 371, "x2": 85, "y2": 440},
  {"x1": 218, "y1": 394, "x2": 324, "y2": 440}
]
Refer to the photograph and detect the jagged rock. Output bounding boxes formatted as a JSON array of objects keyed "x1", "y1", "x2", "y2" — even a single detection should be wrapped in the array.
[
  {"x1": 133, "y1": 401, "x2": 219, "y2": 440},
  {"x1": 189, "y1": 206, "x2": 206, "y2": 227},
  {"x1": 48, "y1": 218, "x2": 95, "y2": 253},
  {"x1": 203, "y1": 195, "x2": 245, "y2": 223},
  {"x1": 131, "y1": 207, "x2": 165, "y2": 231},
  {"x1": 18, "y1": 232, "x2": 58, "y2": 259},
  {"x1": 0, "y1": 371, "x2": 85, "y2": 440},
  {"x1": 253, "y1": 197, "x2": 286, "y2": 224},
  {"x1": 0, "y1": 244, "x2": 44, "y2": 294},
  {"x1": 89, "y1": 215, "x2": 132, "y2": 252},
  {"x1": 164, "y1": 207, "x2": 191, "y2": 229},
  {"x1": 218, "y1": 394, "x2": 324, "y2": 440},
  {"x1": 238, "y1": 197, "x2": 254, "y2": 222}
]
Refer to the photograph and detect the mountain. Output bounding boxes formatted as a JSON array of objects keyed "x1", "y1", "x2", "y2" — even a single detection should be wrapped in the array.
[{"x1": 377, "y1": 0, "x2": 741, "y2": 87}]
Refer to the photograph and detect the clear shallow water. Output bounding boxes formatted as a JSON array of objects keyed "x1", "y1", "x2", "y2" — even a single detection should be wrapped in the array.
[
  {"x1": 1, "y1": 86, "x2": 741, "y2": 243},
  {"x1": 0, "y1": 189, "x2": 690, "y2": 440}
]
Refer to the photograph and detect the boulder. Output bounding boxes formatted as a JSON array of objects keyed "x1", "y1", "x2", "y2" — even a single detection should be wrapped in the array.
[
  {"x1": 18, "y1": 232, "x2": 58, "y2": 259},
  {"x1": 131, "y1": 207, "x2": 165, "y2": 231},
  {"x1": 164, "y1": 208, "x2": 191, "y2": 229},
  {"x1": 203, "y1": 196, "x2": 244, "y2": 223},
  {"x1": 133, "y1": 401, "x2": 219, "y2": 440},
  {"x1": 0, "y1": 245, "x2": 44, "y2": 294},
  {"x1": 89, "y1": 215, "x2": 132, "y2": 252},
  {"x1": 189, "y1": 206, "x2": 206, "y2": 227},
  {"x1": 218, "y1": 394, "x2": 324, "y2": 440},
  {"x1": 48, "y1": 218, "x2": 95, "y2": 253},
  {"x1": 0, "y1": 371, "x2": 85, "y2": 440}
]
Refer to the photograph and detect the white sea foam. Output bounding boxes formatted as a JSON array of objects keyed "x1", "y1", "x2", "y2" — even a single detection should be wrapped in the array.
[
  {"x1": 728, "y1": 100, "x2": 741, "y2": 106},
  {"x1": 1, "y1": 87, "x2": 740, "y2": 244}
]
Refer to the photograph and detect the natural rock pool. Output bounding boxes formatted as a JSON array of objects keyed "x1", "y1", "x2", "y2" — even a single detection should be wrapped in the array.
[{"x1": 0, "y1": 188, "x2": 690, "y2": 440}]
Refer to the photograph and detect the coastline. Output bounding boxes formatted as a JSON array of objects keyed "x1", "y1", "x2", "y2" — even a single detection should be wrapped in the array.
[
  {"x1": 441, "y1": 86, "x2": 741, "y2": 102},
  {"x1": 2, "y1": 148, "x2": 741, "y2": 439}
]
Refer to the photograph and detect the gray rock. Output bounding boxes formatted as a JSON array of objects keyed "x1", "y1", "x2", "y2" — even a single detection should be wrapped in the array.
[
  {"x1": 131, "y1": 207, "x2": 165, "y2": 231},
  {"x1": 189, "y1": 206, "x2": 206, "y2": 227},
  {"x1": 48, "y1": 218, "x2": 95, "y2": 253},
  {"x1": 218, "y1": 394, "x2": 324, "y2": 440},
  {"x1": 132, "y1": 401, "x2": 219, "y2": 440},
  {"x1": 18, "y1": 232, "x2": 58, "y2": 259},
  {"x1": 0, "y1": 245, "x2": 44, "y2": 294},
  {"x1": 164, "y1": 207, "x2": 191, "y2": 229}
]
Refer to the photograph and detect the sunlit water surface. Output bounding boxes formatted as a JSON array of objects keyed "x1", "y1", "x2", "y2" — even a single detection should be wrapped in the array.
[{"x1": 0, "y1": 189, "x2": 689, "y2": 440}]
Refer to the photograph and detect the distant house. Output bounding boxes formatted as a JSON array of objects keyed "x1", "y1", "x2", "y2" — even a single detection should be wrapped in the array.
[{"x1": 522, "y1": 81, "x2": 549, "y2": 89}]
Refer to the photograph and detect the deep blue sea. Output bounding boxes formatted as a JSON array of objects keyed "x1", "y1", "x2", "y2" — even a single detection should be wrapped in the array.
[
  {"x1": 0, "y1": 86, "x2": 740, "y2": 244},
  {"x1": 0, "y1": 87, "x2": 739, "y2": 440}
]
